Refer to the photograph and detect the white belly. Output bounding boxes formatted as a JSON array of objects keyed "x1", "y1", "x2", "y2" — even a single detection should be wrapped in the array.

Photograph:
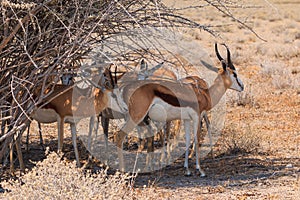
[
  {"x1": 148, "y1": 97, "x2": 198, "y2": 122},
  {"x1": 32, "y1": 108, "x2": 88, "y2": 124},
  {"x1": 64, "y1": 116, "x2": 84, "y2": 124},
  {"x1": 31, "y1": 108, "x2": 58, "y2": 123}
]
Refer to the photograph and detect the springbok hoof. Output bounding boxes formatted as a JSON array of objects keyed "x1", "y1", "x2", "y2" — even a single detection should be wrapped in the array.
[
  {"x1": 185, "y1": 169, "x2": 192, "y2": 176},
  {"x1": 196, "y1": 170, "x2": 206, "y2": 177}
]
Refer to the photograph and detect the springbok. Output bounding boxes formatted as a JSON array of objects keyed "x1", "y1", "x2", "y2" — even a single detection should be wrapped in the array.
[
  {"x1": 97, "y1": 59, "x2": 213, "y2": 168},
  {"x1": 13, "y1": 68, "x2": 127, "y2": 170},
  {"x1": 7, "y1": 72, "x2": 76, "y2": 172},
  {"x1": 115, "y1": 43, "x2": 244, "y2": 176},
  {"x1": 179, "y1": 76, "x2": 212, "y2": 159},
  {"x1": 25, "y1": 72, "x2": 76, "y2": 151},
  {"x1": 88, "y1": 60, "x2": 177, "y2": 151}
]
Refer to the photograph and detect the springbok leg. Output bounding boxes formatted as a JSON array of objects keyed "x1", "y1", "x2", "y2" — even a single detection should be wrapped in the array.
[
  {"x1": 183, "y1": 120, "x2": 191, "y2": 176},
  {"x1": 38, "y1": 122, "x2": 44, "y2": 150},
  {"x1": 26, "y1": 123, "x2": 31, "y2": 152},
  {"x1": 194, "y1": 116, "x2": 205, "y2": 177},
  {"x1": 70, "y1": 122, "x2": 80, "y2": 167},
  {"x1": 15, "y1": 135, "x2": 25, "y2": 172},
  {"x1": 115, "y1": 119, "x2": 137, "y2": 172}
]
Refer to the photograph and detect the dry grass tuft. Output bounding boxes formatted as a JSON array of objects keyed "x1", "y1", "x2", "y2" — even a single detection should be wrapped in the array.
[
  {"x1": 221, "y1": 123, "x2": 261, "y2": 155},
  {"x1": 256, "y1": 43, "x2": 299, "y2": 60},
  {"x1": 1, "y1": 150, "x2": 140, "y2": 199},
  {"x1": 227, "y1": 81, "x2": 256, "y2": 108},
  {"x1": 260, "y1": 62, "x2": 300, "y2": 89}
]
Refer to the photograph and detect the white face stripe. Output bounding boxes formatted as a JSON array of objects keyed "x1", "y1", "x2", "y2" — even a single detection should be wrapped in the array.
[
  {"x1": 233, "y1": 69, "x2": 244, "y2": 90},
  {"x1": 229, "y1": 72, "x2": 244, "y2": 92}
]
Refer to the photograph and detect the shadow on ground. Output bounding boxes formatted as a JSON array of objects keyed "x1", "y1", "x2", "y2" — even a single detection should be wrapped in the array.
[{"x1": 2, "y1": 137, "x2": 298, "y2": 193}]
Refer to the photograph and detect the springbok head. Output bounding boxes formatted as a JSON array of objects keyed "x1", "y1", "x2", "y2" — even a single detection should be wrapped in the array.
[
  {"x1": 100, "y1": 67, "x2": 128, "y2": 113},
  {"x1": 215, "y1": 43, "x2": 244, "y2": 92},
  {"x1": 60, "y1": 69, "x2": 75, "y2": 85}
]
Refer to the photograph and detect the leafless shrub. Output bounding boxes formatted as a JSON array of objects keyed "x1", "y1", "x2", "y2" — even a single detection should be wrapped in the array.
[
  {"x1": 260, "y1": 61, "x2": 283, "y2": 77},
  {"x1": 228, "y1": 47, "x2": 247, "y2": 66},
  {"x1": 221, "y1": 123, "x2": 261, "y2": 155},
  {"x1": 1, "y1": 150, "x2": 168, "y2": 199},
  {"x1": 235, "y1": 91, "x2": 254, "y2": 107},
  {"x1": 272, "y1": 74, "x2": 293, "y2": 89},
  {"x1": 0, "y1": 0, "x2": 216, "y2": 163}
]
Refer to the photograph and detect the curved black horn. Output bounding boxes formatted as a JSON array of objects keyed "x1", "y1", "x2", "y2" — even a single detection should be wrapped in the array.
[
  {"x1": 215, "y1": 43, "x2": 224, "y2": 61},
  {"x1": 140, "y1": 59, "x2": 147, "y2": 70},
  {"x1": 223, "y1": 44, "x2": 236, "y2": 70},
  {"x1": 114, "y1": 65, "x2": 118, "y2": 84},
  {"x1": 222, "y1": 44, "x2": 235, "y2": 70},
  {"x1": 108, "y1": 68, "x2": 115, "y2": 88}
]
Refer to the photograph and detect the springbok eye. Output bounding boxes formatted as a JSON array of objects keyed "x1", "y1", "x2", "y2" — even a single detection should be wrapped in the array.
[{"x1": 105, "y1": 81, "x2": 112, "y2": 88}]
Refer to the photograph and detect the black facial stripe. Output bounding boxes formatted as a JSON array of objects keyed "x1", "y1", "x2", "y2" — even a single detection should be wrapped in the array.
[
  {"x1": 233, "y1": 71, "x2": 237, "y2": 78},
  {"x1": 232, "y1": 71, "x2": 243, "y2": 89},
  {"x1": 236, "y1": 77, "x2": 243, "y2": 88}
]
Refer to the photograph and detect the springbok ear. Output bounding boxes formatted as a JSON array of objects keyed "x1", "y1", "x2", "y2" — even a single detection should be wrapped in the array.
[{"x1": 200, "y1": 60, "x2": 218, "y2": 73}]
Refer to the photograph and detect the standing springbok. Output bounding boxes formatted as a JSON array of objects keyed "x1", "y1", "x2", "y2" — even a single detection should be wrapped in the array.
[
  {"x1": 115, "y1": 43, "x2": 244, "y2": 176},
  {"x1": 88, "y1": 60, "x2": 174, "y2": 147},
  {"x1": 88, "y1": 60, "x2": 178, "y2": 158},
  {"x1": 179, "y1": 76, "x2": 212, "y2": 159},
  {"x1": 8, "y1": 72, "x2": 77, "y2": 172},
  {"x1": 25, "y1": 72, "x2": 76, "y2": 151},
  {"x1": 97, "y1": 59, "x2": 213, "y2": 169},
  {"x1": 13, "y1": 68, "x2": 127, "y2": 169}
]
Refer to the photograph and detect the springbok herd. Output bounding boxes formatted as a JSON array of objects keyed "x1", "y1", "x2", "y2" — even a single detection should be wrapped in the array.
[{"x1": 9, "y1": 43, "x2": 244, "y2": 176}]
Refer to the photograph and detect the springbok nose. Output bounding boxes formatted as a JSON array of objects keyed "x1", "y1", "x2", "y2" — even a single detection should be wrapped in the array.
[{"x1": 240, "y1": 83, "x2": 244, "y2": 91}]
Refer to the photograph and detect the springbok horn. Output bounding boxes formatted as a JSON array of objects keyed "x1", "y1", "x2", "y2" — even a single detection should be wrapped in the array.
[
  {"x1": 114, "y1": 65, "x2": 118, "y2": 84},
  {"x1": 107, "y1": 67, "x2": 115, "y2": 88},
  {"x1": 215, "y1": 43, "x2": 224, "y2": 62},
  {"x1": 223, "y1": 44, "x2": 236, "y2": 70},
  {"x1": 140, "y1": 59, "x2": 147, "y2": 71}
]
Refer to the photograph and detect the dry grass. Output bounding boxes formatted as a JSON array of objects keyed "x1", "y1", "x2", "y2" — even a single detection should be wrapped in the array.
[
  {"x1": 1, "y1": 149, "x2": 171, "y2": 200},
  {"x1": 1, "y1": 150, "x2": 140, "y2": 200},
  {"x1": 220, "y1": 123, "x2": 261, "y2": 156},
  {"x1": 260, "y1": 61, "x2": 300, "y2": 90},
  {"x1": 227, "y1": 84, "x2": 256, "y2": 108}
]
